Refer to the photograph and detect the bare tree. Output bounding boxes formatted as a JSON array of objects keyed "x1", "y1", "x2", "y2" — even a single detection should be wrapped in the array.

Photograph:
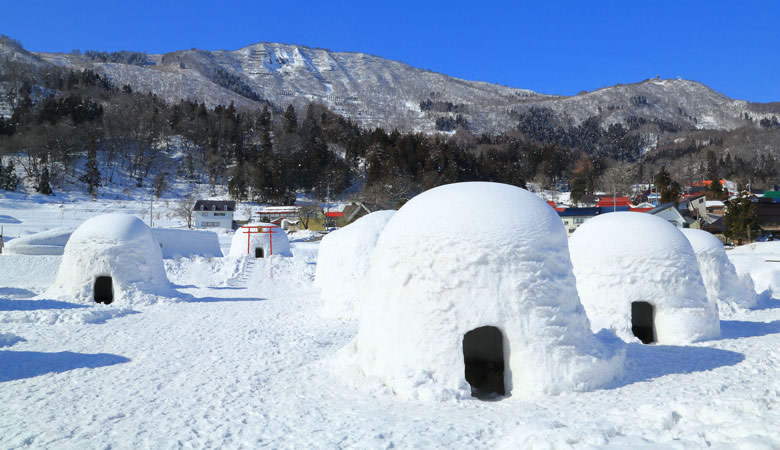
[
  {"x1": 173, "y1": 194, "x2": 196, "y2": 229},
  {"x1": 298, "y1": 204, "x2": 322, "y2": 230},
  {"x1": 599, "y1": 161, "x2": 637, "y2": 200}
]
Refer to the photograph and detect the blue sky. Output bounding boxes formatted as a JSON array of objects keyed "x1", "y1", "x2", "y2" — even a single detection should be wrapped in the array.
[{"x1": 2, "y1": 1, "x2": 777, "y2": 102}]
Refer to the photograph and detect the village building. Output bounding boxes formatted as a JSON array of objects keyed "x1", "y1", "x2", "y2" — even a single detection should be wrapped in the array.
[{"x1": 194, "y1": 200, "x2": 235, "y2": 229}]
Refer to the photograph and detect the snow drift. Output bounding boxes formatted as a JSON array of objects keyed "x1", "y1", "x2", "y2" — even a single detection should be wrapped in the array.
[
  {"x1": 228, "y1": 223, "x2": 291, "y2": 258},
  {"x1": 314, "y1": 210, "x2": 395, "y2": 319},
  {"x1": 682, "y1": 229, "x2": 757, "y2": 313},
  {"x1": 3, "y1": 227, "x2": 74, "y2": 255},
  {"x1": 48, "y1": 214, "x2": 177, "y2": 305},
  {"x1": 344, "y1": 182, "x2": 625, "y2": 401},
  {"x1": 569, "y1": 212, "x2": 720, "y2": 344},
  {"x1": 152, "y1": 228, "x2": 222, "y2": 259}
]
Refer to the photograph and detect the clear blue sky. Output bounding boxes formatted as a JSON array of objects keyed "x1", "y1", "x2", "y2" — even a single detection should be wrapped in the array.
[{"x1": 2, "y1": 0, "x2": 778, "y2": 102}]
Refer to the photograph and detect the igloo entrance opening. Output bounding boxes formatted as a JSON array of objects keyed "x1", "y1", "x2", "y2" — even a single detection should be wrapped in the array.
[
  {"x1": 463, "y1": 326, "x2": 505, "y2": 399},
  {"x1": 631, "y1": 301, "x2": 655, "y2": 344},
  {"x1": 255, "y1": 247, "x2": 264, "y2": 258},
  {"x1": 94, "y1": 276, "x2": 113, "y2": 305}
]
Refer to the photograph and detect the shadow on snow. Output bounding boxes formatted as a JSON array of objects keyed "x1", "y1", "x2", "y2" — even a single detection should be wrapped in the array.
[
  {"x1": 0, "y1": 350, "x2": 131, "y2": 382},
  {"x1": 0, "y1": 287, "x2": 38, "y2": 299},
  {"x1": 718, "y1": 320, "x2": 780, "y2": 339},
  {"x1": 184, "y1": 296, "x2": 266, "y2": 303},
  {"x1": 0, "y1": 299, "x2": 88, "y2": 311},
  {"x1": 606, "y1": 343, "x2": 745, "y2": 389}
]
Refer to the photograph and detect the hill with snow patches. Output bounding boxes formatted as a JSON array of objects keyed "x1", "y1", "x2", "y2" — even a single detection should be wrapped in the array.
[{"x1": 15, "y1": 41, "x2": 777, "y2": 137}]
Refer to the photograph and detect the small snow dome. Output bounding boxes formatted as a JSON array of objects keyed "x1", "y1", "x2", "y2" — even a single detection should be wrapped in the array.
[
  {"x1": 569, "y1": 213, "x2": 720, "y2": 345},
  {"x1": 50, "y1": 214, "x2": 173, "y2": 305},
  {"x1": 315, "y1": 210, "x2": 395, "y2": 319},
  {"x1": 682, "y1": 229, "x2": 757, "y2": 313},
  {"x1": 349, "y1": 182, "x2": 624, "y2": 401},
  {"x1": 229, "y1": 223, "x2": 291, "y2": 258}
]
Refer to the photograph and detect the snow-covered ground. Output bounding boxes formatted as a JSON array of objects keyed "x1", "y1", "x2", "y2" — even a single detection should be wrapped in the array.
[{"x1": 1, "y1": 195, "x2": 779, "y2": 448}]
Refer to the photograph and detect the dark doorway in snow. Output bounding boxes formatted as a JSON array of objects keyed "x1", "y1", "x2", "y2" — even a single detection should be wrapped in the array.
[
  {"x1": 463, "y1": 326, "x2": 505, "y2": 399},
  {"x1": 631, "y1": 301, "x2": 655, "y2": 344},
  {"x1": 255, "y1": 247, "x2": 264, "y2": 258},
  {"x1": 94, "y1": 276, "x2": 113, "y2": 305}
]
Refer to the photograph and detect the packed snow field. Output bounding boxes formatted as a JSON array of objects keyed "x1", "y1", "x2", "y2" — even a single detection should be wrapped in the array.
[{"x1": 1, "y1": 192, "x2": 780, "y2": 449}]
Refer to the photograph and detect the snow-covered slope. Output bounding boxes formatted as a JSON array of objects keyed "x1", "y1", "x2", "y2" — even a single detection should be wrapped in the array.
[{"x1": 26, "y1": 41, "x2": 778, "y2": 135}]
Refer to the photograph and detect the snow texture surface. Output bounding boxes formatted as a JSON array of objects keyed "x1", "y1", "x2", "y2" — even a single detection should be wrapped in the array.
[
  {"x1": 48, "y1": 214, "x2": 176, "y2": 305},
  {"x1": 314, "y1": 210, "x2": 395, "y2": 319},
  {"x1": 569, "y1": 212, "x2": 720, "y2": 344},
  {"x1": 343, "y1": 182, "x2": 625, "y2": 400},
  {"x1": 682, "y1": 229, "x2": 757, "y2": 313},
  {"x1": 152, "y1": 228, "x2": 223, "y2": 259},
  {"x1": 228, "y1": 223, "x2": 291, "y2": 257}
]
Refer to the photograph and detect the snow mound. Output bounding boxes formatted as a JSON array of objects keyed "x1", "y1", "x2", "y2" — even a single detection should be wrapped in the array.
[
  {"x1": 3, "y1": 227, "x2": 74, "y2": 255},
  {"x1": 569, "y1": 212, "x2": 720, "y2": 344},
  {"x1": 344, "y1": 182, "x2": 624, "y2": 400},
  {"x1": 0, "y1": 255, "x2": 61, "y2": 289},
  {"x1": 314, "y1": 210, "x2": 395, "y2": 319},
  {"x1": 228, "y1": 223, "x2": 291, "y2": 257},
  {"x1": 48, "y1": 214, "x2": 178, "y2": 306},
  {"x1": 682, "y1": 229, "x2": 757, "y2": 313}
]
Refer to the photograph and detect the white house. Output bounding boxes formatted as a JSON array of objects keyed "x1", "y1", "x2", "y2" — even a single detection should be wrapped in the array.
[{"x1": 194, "y1": 200, "x2": 235, "y2": 229}]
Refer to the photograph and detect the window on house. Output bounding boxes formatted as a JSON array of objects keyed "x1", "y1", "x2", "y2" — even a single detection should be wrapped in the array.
[
  {"x1": 574, "y1": 218, "x2": 585, "y2": 224},
  {"x1": 212, "y1": 205, "x2": 216, "y2": 211},
  {"x1": 214, "y1": 213, "x2": 225, "y2": 216}
]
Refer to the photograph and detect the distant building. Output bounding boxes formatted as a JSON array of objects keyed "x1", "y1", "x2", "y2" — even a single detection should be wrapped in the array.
[
  {"x1": 558, "y1": 207, "x2": 602, "y2": 236},
  {"x1": 194, "y1": 200, "x2": 235, "y2": 229}
]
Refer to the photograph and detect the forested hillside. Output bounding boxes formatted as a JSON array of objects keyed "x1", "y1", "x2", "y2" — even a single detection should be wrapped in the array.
[{"x1": 1, "y1": 35, "x2": 778, "y2": 205}]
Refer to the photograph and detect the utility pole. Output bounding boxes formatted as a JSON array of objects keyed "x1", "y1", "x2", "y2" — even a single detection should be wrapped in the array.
[{"x1": 149, "y1": 194, "x2": 154, "y2": 228}]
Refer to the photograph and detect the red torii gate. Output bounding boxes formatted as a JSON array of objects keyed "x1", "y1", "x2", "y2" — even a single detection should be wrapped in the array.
[{"x1": 242, "y1": 224, "x2": 278, "y2": 256}]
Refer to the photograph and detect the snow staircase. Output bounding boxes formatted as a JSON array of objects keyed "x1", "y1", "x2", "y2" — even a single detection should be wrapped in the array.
[{"x1": 228, "y1": 258, "x2": 257, "y2": 287}]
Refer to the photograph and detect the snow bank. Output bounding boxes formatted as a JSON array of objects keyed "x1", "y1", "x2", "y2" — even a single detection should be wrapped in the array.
[
  {"x1": 344, "y1": 182, "x2": 624, "y2": 400},
  {"x1": 569, "y1": 212, "x2": 720, "y2": 344},
  {"x1": 228, "y1": 223, "x2": 291, "y2": 257},
  {"x1": 682, "y1": 229, "x2": 757, "y2": 313},
  {"x1": 48, "y1": 214, "x2": 177, "y2": 306},
  {"x1": 152, "y1": 228, "x2": 222, "y2": 259},
  {"x1": 0, "y1": 255, "x2": 61, "y2": 289},
  {"x1": 728, "y1": 242, "x2": 780, "y2": 296},
  {"x1": 3, "y1": 227, "x2": 74, "y2": 255},
  {"x1": 314, "y1": 210, "x2": 395, "y2": 319}
]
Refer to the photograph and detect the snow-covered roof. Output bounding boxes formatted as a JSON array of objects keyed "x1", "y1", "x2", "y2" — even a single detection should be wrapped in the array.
[
  {"x1": 569, "y1": 212, "x2": 720, "y2": 344},
  {"x1": 314, "y1": 210, "x2": 395, "y2": 319},
  {"x1": 706, "y1": 200, "x2": 725, "y2": 207},
  {"x1": 344, "y1": 182, "x2": 624, "y2": 400},
  {"x1": 48, "y1": 214, "x2": 176, "y2": 305},
  {"x1": 229, "y1": 223, "x2": 291, "y2": 257},
  {"x1": 682, "y1": 229, "x2": 757, "y2": 313}
]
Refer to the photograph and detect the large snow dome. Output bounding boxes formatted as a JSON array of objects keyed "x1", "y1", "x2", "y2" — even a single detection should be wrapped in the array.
[
  {"x1": 228, "y1": 223, "x2": 291, "y2": 258},
  {"x1": 681, "y1": 229, "x2": 757, "y2": 313},
  {"x1": 49, "y1": 214, "x2": 174, "y2": 305},
  {"x1": 314, "y1": 210, "x2": 395, "y2": 319},
  {"x1": 346, "y1": 182, "x2": 624, "y2": 401},
  {"x1": 569, "y1": 213, "x2": 720, "y2": 345}
]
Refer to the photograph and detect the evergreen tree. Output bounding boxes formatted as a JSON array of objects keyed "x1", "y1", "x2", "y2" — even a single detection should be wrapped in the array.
[
  {"x1": 37, "y1": 167, "x2": 53, "y2": 195},
  {"x1": 283, "y1": 104, "x2": 297, "y2": 133},
  {"x1": 724, "y1": 193, "x2": 761, "y2": 243},
  {"x1": 80, "y1": 143, "x2": 101, "y2": 197},
  {"x1": 0, "y1": 160, "x2": 20, "y2": 191}
]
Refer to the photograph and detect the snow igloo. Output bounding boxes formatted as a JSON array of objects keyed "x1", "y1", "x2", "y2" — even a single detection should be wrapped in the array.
[
  {"x1": 50, "y1": 214, "x2": 174, "y2": 305},
  {"x1": 229, "y1": 223, "x2": 291, "y2": 258},
  {"x1": 346, "y1": 182, "x2": 625, "y2": 401},
  {"x1": 314, "y1": 210, "x2": 395, "y2": 319},
  {"x1": 681, "y1": 229, "x2": 757, "y2": 313},
  {"x1": 569, "y1": 212, "x2": 720, "y2": 345}
]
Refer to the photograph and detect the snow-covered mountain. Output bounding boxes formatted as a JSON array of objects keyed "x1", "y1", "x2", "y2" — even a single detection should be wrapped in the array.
[{"x1": 28, "y1": 42, "x2": 778, "y2": 135}]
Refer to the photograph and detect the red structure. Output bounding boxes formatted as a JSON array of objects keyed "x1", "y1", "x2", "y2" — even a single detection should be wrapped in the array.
[{"x1": 242, "y1": 224, "x2": 278, "y2": 256}]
